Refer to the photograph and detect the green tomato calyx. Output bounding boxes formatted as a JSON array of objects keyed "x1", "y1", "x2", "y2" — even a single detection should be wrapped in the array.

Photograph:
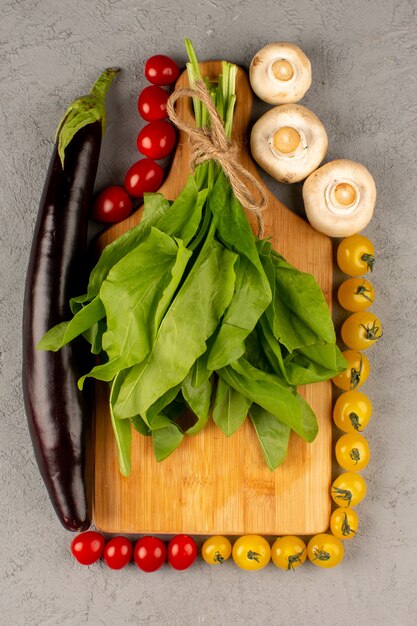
[
  {"x1": 332, "y1": 486, "x2": 353, "y2": 506},
  {"x1": 287, "y1": 549, "x2": 305, "y2": 571},
  {"x1": 247, "y1": 550, "x2": 262, "y2": 562},
  {"x1": 349, "y1": 412, "x2": 362, "y2": 431},
  {"x1": 349, "y1": 448, "x2": 360, "y2": 464},
  {"x1": 313, "y1": 547, "x2": 331, "y2": 561},
  {"x1": 361, "y1": 253, "x2": 375, "y2": 272},
  {"x1": 214, "y1": 551, "x2": 225, "y2": 564}
]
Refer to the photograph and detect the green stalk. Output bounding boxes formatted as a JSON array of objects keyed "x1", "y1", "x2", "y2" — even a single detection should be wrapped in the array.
[{"x1": 185, "y1": 39, "x2": 237, "y2": 190}]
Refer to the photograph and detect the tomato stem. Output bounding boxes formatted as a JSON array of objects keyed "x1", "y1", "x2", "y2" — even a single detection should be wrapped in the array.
[
  {"x1": 287, "y1": 549, "x2": 305, "y2": 571},
  {"x1": 313, "y1": 547, "x2": 331, "y2": 561},
  {"x1": 348, "y1": 411, "x2": 362, "y2": 431},
  {"x1": 360, "y1": 320, "x2": 382, "y2": 341},
  {"x1": 332, "y1": 486, "x2": 353, "y2": 506},
  {"x1": 341, "y1": 512, "x2": 356, "y2": 537},
  {"x1": 355, "y1": 282, "x2": 373, "y2": 303},
  {"x1": 214, "y1": 551, "x2": 225, "y2": 564},
  {"x1": 361, "y1": 253, "x2": 375, "y2": 272},
  {"x1": 349, "y1": 447, "x2": 360, "y2": 464},
  {"x1": 350, "y1": 355, "x2": 363, "y2": 389},
  {"x1": 247, "y1": 550, "x2": 262, "y2": 562}
]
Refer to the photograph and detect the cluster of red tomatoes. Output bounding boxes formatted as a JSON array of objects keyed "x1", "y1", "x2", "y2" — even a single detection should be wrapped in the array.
[
  {"x1": 71, "y1": 532, "x2": 196, "y2": 571},
  {"x1": 93, "y1": 54, "x2": 180, "y2": 224}
]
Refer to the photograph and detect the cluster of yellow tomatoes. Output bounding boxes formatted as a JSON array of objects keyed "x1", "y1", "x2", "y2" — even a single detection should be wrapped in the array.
[
  {"x1": 327, "y1": 233, "x2": 381, "y2": 565},
  {"x1": 200, "y1": 234, "x2": 381, "y2": 572},
  {"x1": 201, "y1": 532, "x2": 352, "y2": 571}
]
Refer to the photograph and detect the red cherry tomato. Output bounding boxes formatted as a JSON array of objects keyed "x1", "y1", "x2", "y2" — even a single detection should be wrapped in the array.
[
  {"x1": 103, "y1": 536, "x2": 133, "y2": 570},
  {"x1": 70, "y1": 531, "x2": 104, "y2": 566},
  {"x1": 124, "y1": 158, "x2": 164, "y2": 198},
  {"x1": 138, "y1": 85, "x2": 169, "y2": 122},
  {"x1": 93, "y1": 186, "x2": 132, "y2": 223},
  {"x1": 145, "y1": 54, "x2": 180, "y2": 86},
  {"x1": 167, "y1": 535, "x2": 197, "y2": 571},
  {"x1": 134, "y1": 536, "x2": 167, "y2": 572},
  {"x1": 137, "y1": 121, "x2": 176, "y2": 159}
]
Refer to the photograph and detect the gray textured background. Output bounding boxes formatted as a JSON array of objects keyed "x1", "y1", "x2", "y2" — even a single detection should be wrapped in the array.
[{"x1": 1, "y1": 0, "x2": 416, "y2": 624}]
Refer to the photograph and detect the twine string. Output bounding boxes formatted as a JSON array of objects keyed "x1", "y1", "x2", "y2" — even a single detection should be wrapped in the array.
[{"x1": 167, "y1": 80, "x2": 266, "y2": 238}]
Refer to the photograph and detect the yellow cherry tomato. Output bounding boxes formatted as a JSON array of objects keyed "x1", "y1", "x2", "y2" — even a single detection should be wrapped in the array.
[
  {"x1": 232, "y1": 535, "x2": 271, "y2": 571},
  {"x1": 330, "y1": 507, "x2": 359, "y2": 540},
  {"x1": 332, "y1": 350, "x2": 370, "y2": 391},
  {"x1": 335, "y1": 433, "x2": 370, "y2": 472},
  {"x1": 333, "y1": 390, "x2": 372, "y2": 433},
  {"x1": 307, "y1": 534, "x2": 344, "y2": 568},
  {"x1": 331, "y1": 472, "x2": 367, "y2": 508},
  {"x1": 341, "y1": 312, "x2": 383, "y2": 351},
  {"x1": 338, "y1": 277, "x2": 375, "y2": 312},
  {"x1": 337, "y1": 235, "x2": 375, "y2": 276},
  {"x1": 271, "y1": 536, "x2": 307, "y2": 571},
  {"x1": 201, "y1": 536, "x2": 232, "y2": 565}
]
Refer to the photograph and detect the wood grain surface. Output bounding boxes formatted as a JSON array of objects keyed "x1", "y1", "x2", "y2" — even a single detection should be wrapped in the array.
[{"x1": 93, "y1": 61, "x2": 333, "y2": 535}]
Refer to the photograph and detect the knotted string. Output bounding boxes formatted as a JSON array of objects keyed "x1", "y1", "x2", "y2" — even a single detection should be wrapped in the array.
[{"x1": 167, "y1": 80, "x2": 266, "y2": 238}]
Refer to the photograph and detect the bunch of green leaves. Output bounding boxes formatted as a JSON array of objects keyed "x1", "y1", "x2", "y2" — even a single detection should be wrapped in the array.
[{"x1": 38, "y1": 40, "x2": 346, "y2": 475}]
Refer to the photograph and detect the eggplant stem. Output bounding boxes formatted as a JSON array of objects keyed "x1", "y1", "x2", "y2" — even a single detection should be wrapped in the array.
[{"x1": 56, "y1": 67, "x2": 120, "y2": 168}]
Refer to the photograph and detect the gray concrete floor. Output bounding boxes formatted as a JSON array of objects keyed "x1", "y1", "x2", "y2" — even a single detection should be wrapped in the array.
[{"x1": 1, "y1": 1, "x2": 416, "y2": 624}]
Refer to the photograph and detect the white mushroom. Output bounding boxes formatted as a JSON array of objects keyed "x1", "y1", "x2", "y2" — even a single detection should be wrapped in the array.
[
  {"x1": 250, "y1": 104, "x2": 328, "y2": 183},
  {"x1": 302, "y1": 160, "x2": 376, "y2": 237},
  {"x1": 249, "y1": 42, "x2": 312, "y2": 104}
]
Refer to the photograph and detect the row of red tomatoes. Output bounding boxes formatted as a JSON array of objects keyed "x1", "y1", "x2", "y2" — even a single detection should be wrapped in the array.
[
  {"x1": 71, "y1": 533, "x2": 195, "y2": 571},
  {"x1": 71, "y1": 532, "x2": 348, "y2": 570},
  {"x1": 93, "y1": 54, "x2": 180, "y2": 223}
]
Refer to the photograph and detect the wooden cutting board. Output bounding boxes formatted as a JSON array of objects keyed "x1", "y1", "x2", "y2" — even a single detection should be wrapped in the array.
[{"x1": 93, "y1": 61, "x2": 333, "y2": 536}]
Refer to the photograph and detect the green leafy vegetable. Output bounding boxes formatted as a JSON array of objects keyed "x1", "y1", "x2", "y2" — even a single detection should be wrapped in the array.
[
  {"x1": 249, "y1": 404, "x2": 291, "y2": 471},
  {"x1": 212, "y1": 377, "x2": 252, "y2": 436},
  {"x1": 38, "y1": 40, "x2": 345, "y2": 473},
  {"x1": 113, "y1": 236, "x2": 237, "y2": 419}
]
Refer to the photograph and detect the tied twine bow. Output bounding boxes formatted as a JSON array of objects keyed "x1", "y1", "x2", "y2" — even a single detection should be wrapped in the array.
[{"x1": 166, "y1": 80, "x2": 267, "y2": 238}]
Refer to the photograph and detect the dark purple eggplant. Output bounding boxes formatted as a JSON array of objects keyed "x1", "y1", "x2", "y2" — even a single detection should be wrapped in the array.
[{"x1": 22, "y1": 68, "x2": 119, "y2": 531}]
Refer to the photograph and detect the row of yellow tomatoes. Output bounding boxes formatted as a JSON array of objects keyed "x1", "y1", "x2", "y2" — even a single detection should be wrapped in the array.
[
  {"x1": 326, "y1": 234, "x2": 380, "y2": 566},
  {"x1": 201, "y1": 235, "x2": 381, "y2": 571}
]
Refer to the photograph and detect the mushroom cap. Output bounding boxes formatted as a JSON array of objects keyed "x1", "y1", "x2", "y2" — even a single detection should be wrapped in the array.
[
  {"x1": 302, "y1": 159, "x2": 377, "y2": 237},
  {"x1": 250, "y1": 104, "x2": 328, "y2": 184},
  {"x1": 249, "y1": 42, "x2": 312, "y2": 104}
]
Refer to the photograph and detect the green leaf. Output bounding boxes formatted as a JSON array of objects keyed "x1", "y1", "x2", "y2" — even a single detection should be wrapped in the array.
[
  {"x1": 144, "y1": 383, "x2": 183, "y2": 425},
  {"x1": 114, "y1": 239, "x2": 237, "y2": 418},
  {"x1": 131, "y1": 414, "x2": 151, "y2": 436},
  {"x1": 109, "y1": 371, "x2": 132, "y2": 476},
  {"x1": 182, "y1": 364, "x2": 213, "y2": 435},
  {"x1": 209, "y1": 171, "x2": 265, "y2": 272},
  {"x1": 269, "y1": 286, "x2": 319, "y2": 352},
  {"x1": 218, "y1": 357, "x2": 317, "y2": 442},
  {"x1": 208, "y1": 254, "x2": 271, "y2": 370},
  {"x1": 37, "y1": 296, "x2": 105, "y2": 351},
  {"x1": 156, "y1": 175, "x2": 208, "y2": 245},
  {"x1": 207, "y1": 172, "x2": 271, "y2": 369},
  {"x1": 260, "y1": 318, "x2": 343, "y2": 385},
  {"x1": 294, "y1": 392, "x2": 319, "y2": 443},
  {"x1": 249, "y1": 404, "x2": 291, "y2": 470},
  {"x1": 85, "y1": 195, "x2": 171, "y2": 301},
  {"x1": 212, "y1": 377, "x2": 251, "y2": 436},
  {"x1": 271, "y1": 252, "x2": 336, "y2": 344},
  {"x1": 150, "y1": 414, "x2": 184, "y2": 461},
  {"x1": 78, "y1": 228, "x2": 191, "y2": 388},
  {"x1": 83, "y1": 318, "x2": 106, "y2": 355}
]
